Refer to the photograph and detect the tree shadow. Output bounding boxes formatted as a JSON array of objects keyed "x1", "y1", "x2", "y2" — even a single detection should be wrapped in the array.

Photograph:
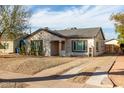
[{"x1": 0, "y1": 71, "x2": 124, "y2": 83}]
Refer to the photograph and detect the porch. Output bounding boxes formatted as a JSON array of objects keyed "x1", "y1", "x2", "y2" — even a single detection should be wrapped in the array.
[{"x1": 50, "y1": 40, "x2": 65, "y2": 56}]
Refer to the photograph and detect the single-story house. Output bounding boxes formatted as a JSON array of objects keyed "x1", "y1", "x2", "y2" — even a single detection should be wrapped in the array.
[
  {"x1": 18, "y1": 27, "x2": 105, "y2": 57},
  {"x1": 105, "y1": 39, "x2": 120, "y2": 54},
  {"x1": 0, "y1": 33, "x2": 28, "y2": 54},
  {"x1": 0, "y1": 40, "x2": 14, "y2": 54}
]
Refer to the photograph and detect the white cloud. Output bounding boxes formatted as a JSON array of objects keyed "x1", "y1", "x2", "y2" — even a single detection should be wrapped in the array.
[{"x1": 30, "y1": 5, "x2": 123, "y2": 39}]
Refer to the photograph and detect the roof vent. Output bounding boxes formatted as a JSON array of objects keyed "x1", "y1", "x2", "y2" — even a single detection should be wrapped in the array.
[{"x1": 44, "y1": 27, "x2": 49, "y2": 30}]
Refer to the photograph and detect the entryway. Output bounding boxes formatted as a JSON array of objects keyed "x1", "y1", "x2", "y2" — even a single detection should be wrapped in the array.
[{"x1": 51, "y1": 41, "x2": 59, "y2": 56}]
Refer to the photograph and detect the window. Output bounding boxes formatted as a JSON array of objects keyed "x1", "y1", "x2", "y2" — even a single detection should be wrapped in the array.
[
  {"x1": 96, "y1": 42, "x2": 99, "y2": 52},
  {"x1": 3, "y1": 43, "x2": 9, "y2": 49},
  {"x1": 31, "y1": 40, "x2": 43, "y2": 55},
  {"x1": 72, "y1": 40, "x2": 87, "y2": 52}
]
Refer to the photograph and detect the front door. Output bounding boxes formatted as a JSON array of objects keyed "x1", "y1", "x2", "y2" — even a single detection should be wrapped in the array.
[{"x1": 51, "y1": 41, "x2": 59, "y2": 56}]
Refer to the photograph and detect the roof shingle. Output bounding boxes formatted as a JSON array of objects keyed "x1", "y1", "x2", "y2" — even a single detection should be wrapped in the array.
[
  {"x1": 54, "y1": 27, "x2": 102, "y2": 38},
  {"x1": 24, "y1": 27, "x2": 105, "y2": 40}
]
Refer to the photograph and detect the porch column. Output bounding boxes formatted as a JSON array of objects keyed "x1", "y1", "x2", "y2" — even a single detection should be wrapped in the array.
[{"x1": 59, "y1": 41, "x2": 62, "y2": 56}]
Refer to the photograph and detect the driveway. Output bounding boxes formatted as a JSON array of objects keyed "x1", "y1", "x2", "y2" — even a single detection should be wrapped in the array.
[
  {"x1": 0, "y1": 56, "x2": 117, "y2": 88},
  {"x1": 109, "y1": 56, "x2": 124, "y2": 87}
]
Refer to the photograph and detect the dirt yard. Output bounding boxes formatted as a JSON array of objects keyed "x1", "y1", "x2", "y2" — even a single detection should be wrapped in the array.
[
  {"x1": 0, "y1": 56, "x2": 117, "y2": 88},
  {"x1": 0, "y1": 57, "x2": 77, "y2": 75},
  {"x1": 109, "y1": 56, "x2": 124, "y2": 87}
]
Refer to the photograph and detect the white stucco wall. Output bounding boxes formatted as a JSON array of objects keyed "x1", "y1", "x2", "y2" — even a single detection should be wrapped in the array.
[
  {"x1": 26, "y1": 30, "x2": 65, "y2": 56},
  {"x1": 65, "y1": 38, "x2": 94, "y2": 56},
  {"x1": 65, "y1": 31, "x2": 105, "y2": 57},
  {"x1": 94, "y1": 31, "x2": 105, "y2": 56},
  {"x1": 0, "y1": 40, "x2": 14, "y2": 54},
  {"x1": 25, "y1": 29, "x2": 105, "y2": 57}
]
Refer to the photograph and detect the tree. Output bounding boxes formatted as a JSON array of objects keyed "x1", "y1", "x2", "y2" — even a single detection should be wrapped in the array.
[
  {"x1": 111, "y1": 13, "x2": 124, "y2": 53},
  {"x1": 0, "y1": 5, "x2": 31, "y2": 53},
  {"x1": 111, "y1": 13, "x2": 124, "y2": 43},
  {"x1": 0, "y1": 5, "x2": 31, "y2": 40}
]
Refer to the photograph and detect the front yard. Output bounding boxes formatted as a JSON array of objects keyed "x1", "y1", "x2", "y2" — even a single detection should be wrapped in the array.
[
  {"x1": 0, "y1": 56, "x2": 117, "y2": 88},
  {"x1": 0, "y1": 56, "x2": 77, "y2": 75}
]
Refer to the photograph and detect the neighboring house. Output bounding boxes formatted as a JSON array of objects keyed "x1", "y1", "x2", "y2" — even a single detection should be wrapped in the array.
[
  {"x1": 105, "y1": 39, "x2": 120, "y2": 54},
  {"x1": 22, "y1": 27, "x2": 105, "y2": 57},
  {"x1": 0, "y1": 40, "x2": 14, "y2": 54},
  {"x1": 0, "y1": 34, "x2": 28, "y2": 54}
]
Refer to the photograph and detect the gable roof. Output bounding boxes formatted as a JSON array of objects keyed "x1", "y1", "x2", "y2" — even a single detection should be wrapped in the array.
[
  {"x1": 24, "y1": 27, "x2": 105, "y2": 40},
  {"x1": 24, "y1": 28, "x2": 66, "y2": 39},
  {"x1": 55, "y1": 27, "x2": 105, "y2": 39}
]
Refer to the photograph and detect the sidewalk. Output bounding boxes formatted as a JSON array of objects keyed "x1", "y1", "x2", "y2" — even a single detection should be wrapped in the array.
[
  {"x1": 109, "y1": 56, "x2": 124, "y2": 87},
  {"x1": 0, "y1": 56, "x2": 117, "y2": 88},
  {"x1": 84, "y1": 56, "x2": 116, "y2": 88}
]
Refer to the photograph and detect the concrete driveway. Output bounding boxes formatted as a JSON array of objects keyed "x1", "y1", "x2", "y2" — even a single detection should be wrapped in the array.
[{"x1": 0, "y1": 56, "x2": 117, "y2": 88}]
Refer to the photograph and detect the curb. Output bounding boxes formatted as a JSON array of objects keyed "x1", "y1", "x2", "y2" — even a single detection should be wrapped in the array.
[{"x1": 107, "y1": 56, "x2": 118, "y2": 87}]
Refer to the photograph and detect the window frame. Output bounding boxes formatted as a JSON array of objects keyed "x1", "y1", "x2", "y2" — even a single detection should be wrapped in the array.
[
  {"x1": 3, "y1": 43, "x2": 9, "y2": 49},
  {"x1": 72, "y1": 40, "x2": 87, "y2": 52}
]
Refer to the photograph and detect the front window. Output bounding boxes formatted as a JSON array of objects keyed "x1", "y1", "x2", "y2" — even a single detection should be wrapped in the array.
[
  {"x1": 72, "y1": 40, "x2": 87, "y2": 52},
  {"x1": 31, "y1": 40, "x2": 43, "y2": 51},
  {"x1": 30, "y1": 40, "x2": 43, "y2": 55},
  {"x1": 3, "y1": 43, "x2": 9, "y2": 49}
]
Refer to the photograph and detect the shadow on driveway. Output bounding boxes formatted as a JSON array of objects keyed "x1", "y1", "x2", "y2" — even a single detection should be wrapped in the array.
[{"x1": 0, "y1": 71, "x2": 124, "y2": 83}]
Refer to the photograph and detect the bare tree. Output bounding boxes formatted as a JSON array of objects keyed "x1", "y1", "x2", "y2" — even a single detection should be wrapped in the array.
[
  {"x1": 0, "y1": 5, "x2": 31, "y2": 40},
  {"x1": 0, "y1": 5, "x2": 31, "y2": 53}
]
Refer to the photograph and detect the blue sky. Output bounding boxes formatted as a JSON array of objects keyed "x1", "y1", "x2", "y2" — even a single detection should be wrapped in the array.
[{"x1": 29, "y1": 5, "x2": 124, "y2": 40}]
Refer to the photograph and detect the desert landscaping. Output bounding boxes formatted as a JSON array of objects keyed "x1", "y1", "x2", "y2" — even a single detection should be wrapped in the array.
[
  {"x1": 0, "y1": 55, "x2": 120, "y2": 88},
  {"x1": 0, "y1": 5, "x2": 124, "y2": 89}
]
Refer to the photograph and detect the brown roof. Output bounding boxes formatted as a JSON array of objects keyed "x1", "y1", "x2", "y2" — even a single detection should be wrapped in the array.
[
  {"x1": 54, "y1": 27, "x2": 105, "y2": 39},
  {"x1": 24, "y1": 28, "x2": 66, "y2": 39},
  {"x1": 24, "y1": 27, "x2": 105, "y2": 40}
]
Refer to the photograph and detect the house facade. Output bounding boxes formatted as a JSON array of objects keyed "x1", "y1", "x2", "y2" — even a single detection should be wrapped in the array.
[
  {"x1": 0, "y1": 40, "x2": 14, "y2": 54},
  {"x1": 0, "y1": 34, "x2": 28, "y2": 54},
  {"x1": 21, "y1": 27, "x2": 105, "y2": 57}
]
